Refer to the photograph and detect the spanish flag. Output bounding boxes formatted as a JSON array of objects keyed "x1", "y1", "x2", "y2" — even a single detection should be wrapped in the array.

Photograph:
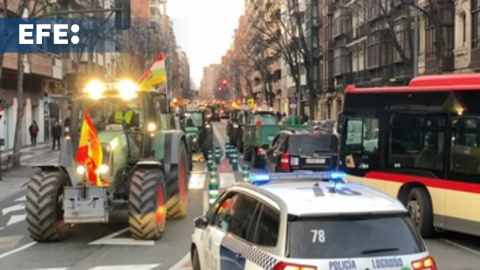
[
  {"x1": 137, "y1": 53, "x2": 167, "y2": 91},
  {"x1": 75, "y1": 110, "x2": 104, "y2": 186}
]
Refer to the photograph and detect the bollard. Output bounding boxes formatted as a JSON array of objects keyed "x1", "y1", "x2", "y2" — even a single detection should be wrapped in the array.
[
  {"x1": 209, "y1": 167, "x2": 219, "y2": 205},
  {"x1": 208, "y1": 154, "x2": 213, "y2": 161},
  {"x1": 242, "y1": 164, "x2": 250, "y2": 181},
  {"x1": 226, "y1": 148, "x2": 233, "y2": 162},
  {"x1": 215, "y1": 153, "x2": 221, "y2": 165},
  {"x1": 207, "y1": 159, "x2": 214, "y2": 171},
  {"x1": 208, "y1": 150, "x2": 213, "y2": 157},
  {"x1": 231, "y1": 153, "x2": 238, "y2": 171}
]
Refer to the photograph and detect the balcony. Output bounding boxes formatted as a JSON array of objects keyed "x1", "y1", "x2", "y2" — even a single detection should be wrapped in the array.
[
  {"x1": 424, "y1": 52, "x2": 454, "y2": 74},
  {"x1": 471, "y1": 47, "x2": 480, "y2": 71}
]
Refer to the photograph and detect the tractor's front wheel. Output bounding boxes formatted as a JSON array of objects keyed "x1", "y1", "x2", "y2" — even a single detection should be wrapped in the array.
[
  {"x1": 26, "y1": 170, "x2": 68, "y2": 242},
  {"x1": 166, "y1": 143, "x2": 189, "y2": 219},
  {"x1": 129, "y1": 168, "x2": 166, "y2": 240}
]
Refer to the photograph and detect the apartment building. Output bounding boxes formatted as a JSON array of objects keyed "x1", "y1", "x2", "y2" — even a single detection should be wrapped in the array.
[
  {"x1": 201, "y1": 64, "x2": 221, "y2": 99},
  {"x1": 170, "y1": 48, "x2": 190, "y2": 99},
  {"x1": 0, "y1": 2, "x2": 63, "y2": 150}
]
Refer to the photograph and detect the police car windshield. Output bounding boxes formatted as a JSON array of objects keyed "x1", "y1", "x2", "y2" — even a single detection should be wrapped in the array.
[
  {"x1": 288, "y1": 134, "x2": 338, "y2": 155},
  {"x1": 288, "y1": 214, "x2": 424, "y2": 259}
]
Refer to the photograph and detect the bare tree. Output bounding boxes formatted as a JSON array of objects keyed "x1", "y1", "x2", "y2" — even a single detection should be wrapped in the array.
[
  {"x1": 227, "y1": 57, "x2": 253, "y2": 98},
  {"x1": 344, "y1": 0, "x2": 452, "y2": 77},
  {"x1": 246, "y1": 0, "x2": 311, "y2": 115}
]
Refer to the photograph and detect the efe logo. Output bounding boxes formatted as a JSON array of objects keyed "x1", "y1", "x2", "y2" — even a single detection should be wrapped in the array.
[{"x1": 19, "y1": 24, "x2": 79, "y2": 45}]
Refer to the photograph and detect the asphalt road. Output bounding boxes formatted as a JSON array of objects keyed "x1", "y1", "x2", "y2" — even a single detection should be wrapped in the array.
[{"x1": 0, "y1": 123, "x2": 478, "y2": 269}]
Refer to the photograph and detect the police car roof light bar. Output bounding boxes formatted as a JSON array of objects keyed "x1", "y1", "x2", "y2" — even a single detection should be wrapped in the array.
[{"x1": 249, "y1": 171, "x2": 346, "y2": 186}]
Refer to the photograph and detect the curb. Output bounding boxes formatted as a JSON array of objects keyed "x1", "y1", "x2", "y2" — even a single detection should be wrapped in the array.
[{"x1": 0, "y1": 145, "x2": 54, "y2": 173}]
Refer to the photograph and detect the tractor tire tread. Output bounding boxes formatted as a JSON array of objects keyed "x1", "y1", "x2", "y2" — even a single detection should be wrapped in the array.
[
  {"x1": 128, "y1": 168, "x2": 165, "y2": 240},
  {"x1": 26, "y1": 171, "x2": 67, "y2": 242}
]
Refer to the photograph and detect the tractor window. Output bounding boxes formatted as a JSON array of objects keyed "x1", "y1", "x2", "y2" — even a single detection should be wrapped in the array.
[{"x1": 78, "y1": 98, "x2": 143, "y2": 132}]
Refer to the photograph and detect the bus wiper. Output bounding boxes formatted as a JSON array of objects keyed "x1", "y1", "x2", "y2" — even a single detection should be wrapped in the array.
[{"x1": 360, "y1": 247, "x2": 399, "y2": 255}]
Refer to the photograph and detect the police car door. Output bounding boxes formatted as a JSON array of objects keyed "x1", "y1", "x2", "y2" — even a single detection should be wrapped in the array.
[
  {"x1": 220, "y1": 194, "x2": 260, "y2": 270},
  {"x1": 204, "y1": 192, "x2": 240, "y2": 270}
]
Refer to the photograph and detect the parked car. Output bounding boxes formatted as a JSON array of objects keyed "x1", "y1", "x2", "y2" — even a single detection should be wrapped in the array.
[{"x1": 265, "y1": 130, "x2": 339, "y2": 172}]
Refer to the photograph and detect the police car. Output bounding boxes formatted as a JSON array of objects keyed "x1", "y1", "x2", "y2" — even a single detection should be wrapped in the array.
[{"x1": 190, "y1": 171, "x2": 436, "y2": 270}]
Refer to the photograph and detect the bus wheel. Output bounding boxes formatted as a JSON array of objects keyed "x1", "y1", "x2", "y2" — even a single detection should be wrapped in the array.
[{"x1": 406, "y1": 187, "x2": 434, "y2": 238}]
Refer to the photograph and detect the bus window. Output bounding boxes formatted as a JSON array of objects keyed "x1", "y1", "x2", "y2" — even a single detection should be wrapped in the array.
[
  {"x1": 450, "y1": 117, "x2": 480, "y2": 176},
  {"x1": 388, "y1": 114, "x2": 445, "y2": 171},
  {"x1": 343, "y1": 117, "x2": 379, "y2": 170}
]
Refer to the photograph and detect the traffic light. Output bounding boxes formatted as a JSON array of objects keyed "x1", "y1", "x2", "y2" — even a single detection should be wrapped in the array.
[
  {"x1": 222, "y1": 79, "x2": 228, "y2": 86},
  {"x1": 115, "y1": 0, "x2": 131, "y2": 30}
]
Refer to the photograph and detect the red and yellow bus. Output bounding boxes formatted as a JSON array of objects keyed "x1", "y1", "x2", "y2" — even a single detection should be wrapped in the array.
[{"x1": 338, "y1": 74, "x2": 480, "y2": 238}]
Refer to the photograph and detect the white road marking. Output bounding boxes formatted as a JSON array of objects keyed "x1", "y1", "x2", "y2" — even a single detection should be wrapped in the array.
[
  {"x1": 169, "y1": 252, "x2": 191, "y2": 270},
  {"x1": 188, "y1": 173, "x2": 207, "y2": 190},
  {"x1": 219, "y1": 173, "x2": 236, "y2": 189},
  {"x1": 6, "y1": 214, "x2": 26, "y2": 226},
  {"x1": 212, "y1": 123, "x2": 243, "y2": 172},
  {"x1": 2, "y1": 203, "x2": 25, "y2": 215},
  {"x1": 0, "y1": 235, "x2": 24, "y2": 249},
  {"x1": 89, "y1": 264, "x2": 161, "y2": 270},
  {"x1": 88, "y1": 228, "x2": 154, "y2": 246},
  {"x1": 0, "y1": 241, "x2": 36, "y2": 260},
  {"x1": 440, "y1": 238, "x2": 480, "y2": 255},
  {"x1": 14, "y1": 196, "x2": 26, "y2": 202},
  {"x1": 212, "y1": 123, "x2": 226, "y2": 160}
]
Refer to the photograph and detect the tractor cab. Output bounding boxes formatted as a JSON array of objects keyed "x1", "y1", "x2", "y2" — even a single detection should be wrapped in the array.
[{"x1": 183, "y1": 105, "x2": 213, "y2": 156}]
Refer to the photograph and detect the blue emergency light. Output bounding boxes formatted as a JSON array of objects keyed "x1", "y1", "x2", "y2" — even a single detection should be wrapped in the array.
[{"x1": 249, "y1": 171, "x2": 346, "y2": 186}]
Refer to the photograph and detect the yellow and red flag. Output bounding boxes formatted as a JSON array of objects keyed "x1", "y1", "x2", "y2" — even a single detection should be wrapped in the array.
[
  {"x1": 137, "y1": 53, "x2": 167, "y2": 91},
  {"x1": 75, "y1": 109, "x2": 103, "y2": 186}
]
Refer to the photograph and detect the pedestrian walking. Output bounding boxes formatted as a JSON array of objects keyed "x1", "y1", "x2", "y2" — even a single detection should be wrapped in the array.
[
  {"x1": 28, "y1": 121, "x2": 39, "y2": 146},
  {"x1": 51, "y1": 121, "x2": 62, "y2": 150}
]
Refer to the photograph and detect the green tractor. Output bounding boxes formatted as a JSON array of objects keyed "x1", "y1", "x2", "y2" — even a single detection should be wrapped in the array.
[
  {"x1": 183, "y1": 106, "x2": 213, "y2": 159},
  {"x1": 227, "y1": 105, "x2": 251, "y2": 152},
  {"x1": 26, "y1": 79, "x2": 190, "y2": 242}
]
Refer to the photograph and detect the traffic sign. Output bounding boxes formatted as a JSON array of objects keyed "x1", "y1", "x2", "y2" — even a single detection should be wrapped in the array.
[{"x1": 290, "y1": 98, "x2": 297, "y2": 104}]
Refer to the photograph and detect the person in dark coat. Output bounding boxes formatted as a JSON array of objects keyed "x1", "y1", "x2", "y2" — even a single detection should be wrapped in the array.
[
  {"x1": 51, "y1": 121, "x2": 62, "y2": 150},
  {"x1": 28, "y1": 121, "x2": 39, "y2": 146}
]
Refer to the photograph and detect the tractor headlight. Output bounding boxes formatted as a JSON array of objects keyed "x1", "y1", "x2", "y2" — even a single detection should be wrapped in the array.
[
  {"x1": 117, "y1": 79, "x2": 138, "y2": 100},
  {"x1": 76, "y1": 165, "x2": 86, "y2": 174},
  {"x1": 98, "y1": 164, "x2": 109, "y2": 174}
]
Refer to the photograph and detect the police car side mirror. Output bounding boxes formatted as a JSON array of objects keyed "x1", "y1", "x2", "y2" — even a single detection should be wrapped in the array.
[{"x1": 194, "y1": 215, "x2": 209, "y2": 229}]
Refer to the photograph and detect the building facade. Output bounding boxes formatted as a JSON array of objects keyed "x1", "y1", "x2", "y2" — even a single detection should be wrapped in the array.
[{"x1": 201, "y1": 64, "x2": 221, "y2": 99}]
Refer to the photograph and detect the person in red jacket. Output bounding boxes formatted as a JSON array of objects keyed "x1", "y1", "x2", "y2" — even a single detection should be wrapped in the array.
[{"x1": 29, "y1": 121, "x2": 39, "y2": 146}]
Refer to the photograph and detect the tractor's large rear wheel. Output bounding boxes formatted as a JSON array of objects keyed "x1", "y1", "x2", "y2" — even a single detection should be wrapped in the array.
[
  {"x1": 26, "y1": 170, "x2": 68, "y2": 242},
  {"x1": 166, "y1": 144, "x2": 189, "y2": 219},
  {"x1": 129, "y1": 168, "x2": 166, "y2": 240}
]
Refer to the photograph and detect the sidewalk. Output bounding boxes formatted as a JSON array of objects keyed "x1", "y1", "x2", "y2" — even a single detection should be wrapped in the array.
[{"x1": 0, "y1": 143, "x2": 53, "y2": 171}]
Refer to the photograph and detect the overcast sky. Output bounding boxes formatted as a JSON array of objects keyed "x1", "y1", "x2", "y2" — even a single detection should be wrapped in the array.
[{"x1": 167, "y1": 0, "x2": 244, "y2": 88}]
